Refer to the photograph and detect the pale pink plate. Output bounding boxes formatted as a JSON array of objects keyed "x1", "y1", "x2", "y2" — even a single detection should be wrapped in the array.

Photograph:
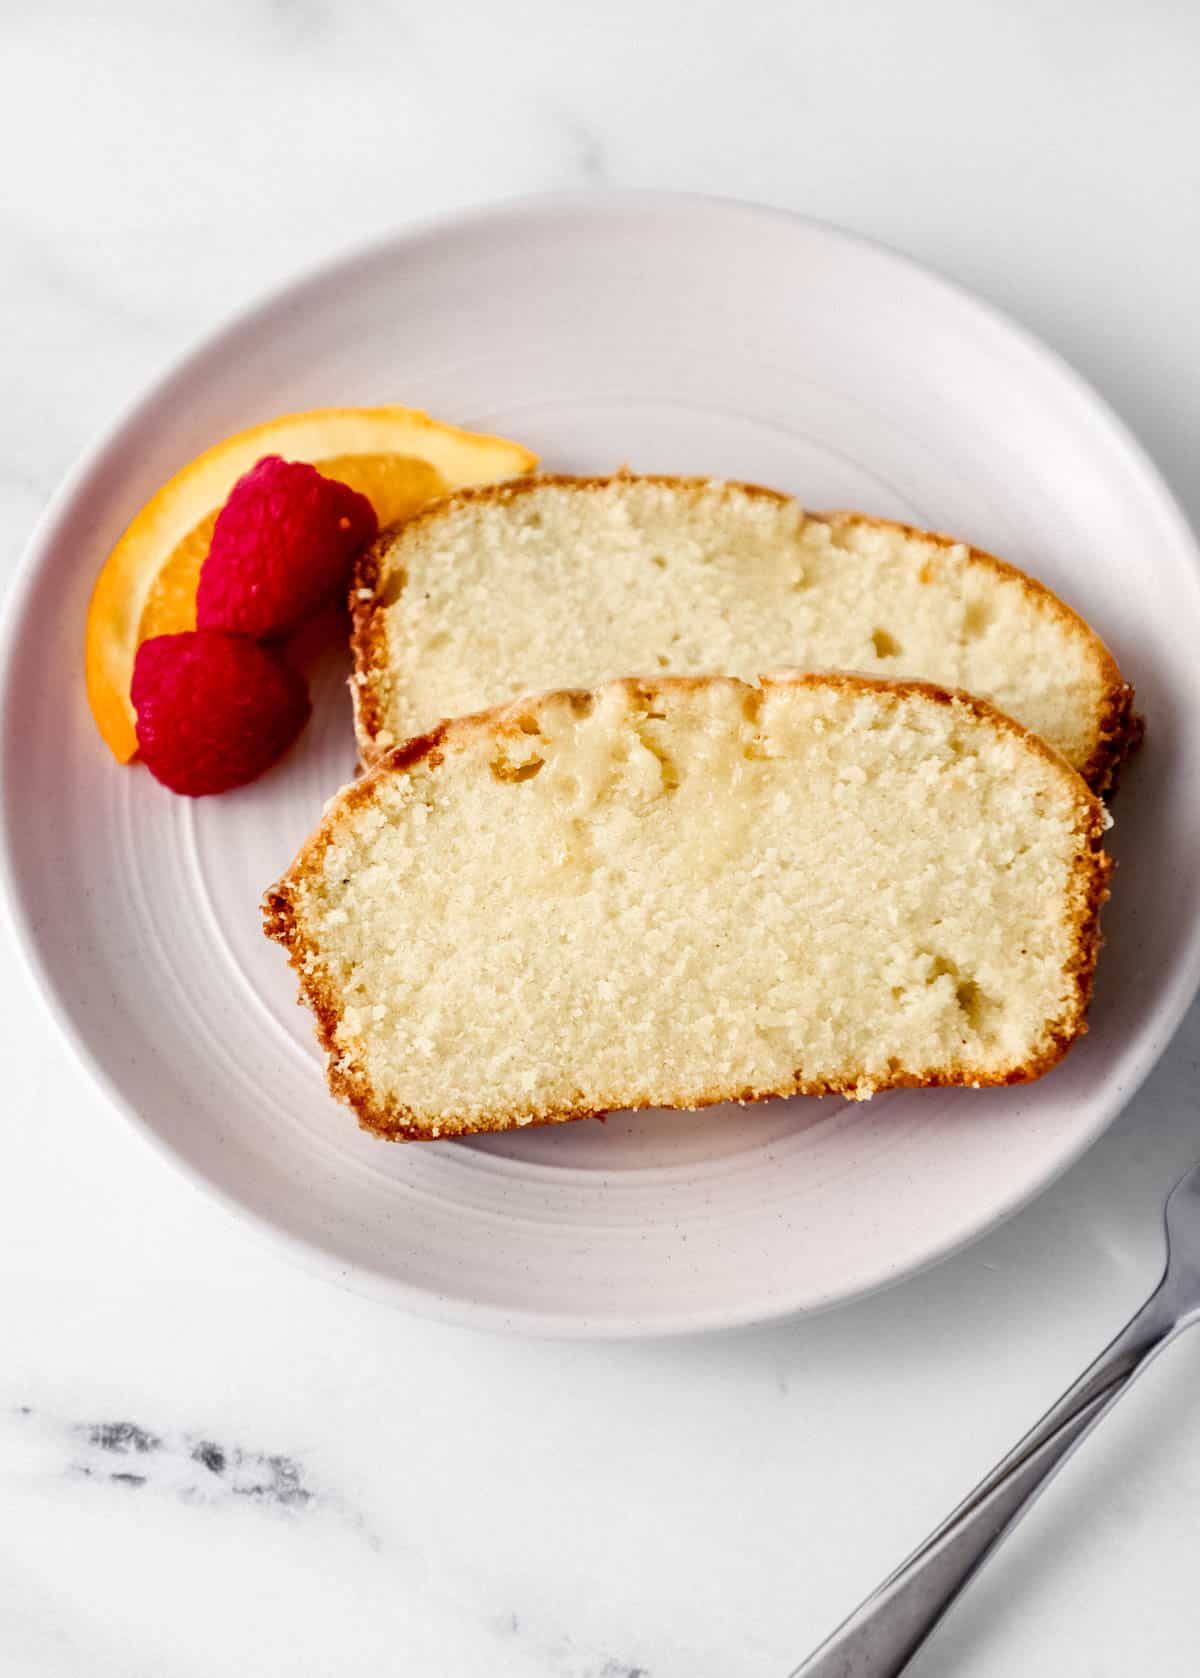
[{"x1": 3, "y1": 193, "x2": 1200, "y2": 1336}]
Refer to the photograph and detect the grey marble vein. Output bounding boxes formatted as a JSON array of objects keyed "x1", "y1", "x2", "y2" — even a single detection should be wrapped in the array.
[
  {"x1": 12, "y1": 1405, "x2": 379, "y2": 1543},
  {"x1": 553, "y1": 110, "x2": 610, "y2": 186},
  {"x1": 492, "y1": 1608, "x2": 651, "y2": 1678}
]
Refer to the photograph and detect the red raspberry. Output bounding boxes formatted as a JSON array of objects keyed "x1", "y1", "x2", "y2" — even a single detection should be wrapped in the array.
[
  {"x1": 196, "y1": 455, "x2": 377, "y2": 640},
  {"x1": 132, "y1": 631, "x2": 311, "y2": 795}
]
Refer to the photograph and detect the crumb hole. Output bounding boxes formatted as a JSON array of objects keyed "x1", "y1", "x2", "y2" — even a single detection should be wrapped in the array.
[
  {"x1": 633, "y1": 721, "x2": 680, "y2": 792},
  {"x1": 871, "y1": 628, "x2": 902, "y2": 659},
  {"x1": 567, "y1": 693, "x2": 595, "y2": 718},
  {"x1": 963, "y1": 600, "x2": 991, "y2": 638},
  {"x1": 954, "y1": 979, "x2": 990, "y2": 1032},
  {"x1": 656, "y1": 654, "x2": 670, "y2": 668},
  {"x1": 490, "y1": 755, "x2": 545, "y2": 783},
  {"x1": 376, "y1": 567, "x2": 408, "y2": 610},
  {"x1": 516, "y1": 714, "x2": 542, "y2": 736},
  {"x1": 917, "y1": 956, "x2": 996, "y2": 1036},
  {"x1": 651, "y1": 555, "x2": 668, "y2": 570}
]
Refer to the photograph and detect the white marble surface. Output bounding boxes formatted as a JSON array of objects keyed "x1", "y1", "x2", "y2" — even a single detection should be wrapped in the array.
[{"x1": 4, "y1": 2, "x2": 1200, "y2": 1672}]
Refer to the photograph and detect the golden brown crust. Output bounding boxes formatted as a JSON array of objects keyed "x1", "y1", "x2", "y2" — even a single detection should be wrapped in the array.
[
  {"x1": 264, "y1": 671, "x2": 1113, "y2": 1144},
  {"x1": 348, "y1": 475, "x2": 1141, "y2": 795}
]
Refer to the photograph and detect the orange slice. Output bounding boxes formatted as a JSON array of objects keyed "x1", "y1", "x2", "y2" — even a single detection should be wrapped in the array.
[{"x1": 86, "y1": 407, "x2": 537, "y2": 762}]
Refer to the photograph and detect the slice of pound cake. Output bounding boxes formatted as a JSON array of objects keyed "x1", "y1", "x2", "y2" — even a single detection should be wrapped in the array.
[
  {"x1": 350, "y1": 475, "x2": 1139, "y2": 793},
  {"x1": 265, "y1": 673, "x2": 1112, "y2": 1142}
]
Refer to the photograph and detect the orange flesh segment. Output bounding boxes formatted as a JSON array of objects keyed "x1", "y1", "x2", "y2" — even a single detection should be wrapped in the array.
[{"x1": 138, "y1": 511, "x2": 218, "y2": 641}]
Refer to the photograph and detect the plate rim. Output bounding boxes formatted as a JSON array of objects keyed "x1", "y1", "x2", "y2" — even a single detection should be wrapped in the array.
[{"x1": 4, "y1": 188, "x2": 1200, "y2": 1339}]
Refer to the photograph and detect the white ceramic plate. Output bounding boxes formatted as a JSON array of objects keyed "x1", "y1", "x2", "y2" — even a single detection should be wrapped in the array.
[{"x1": 4, "y1": 194, "x2": 1200, "y2": 1337}]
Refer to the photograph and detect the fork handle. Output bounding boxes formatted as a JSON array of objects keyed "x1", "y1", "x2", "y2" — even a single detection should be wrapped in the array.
[{"x1": 790, "y1": 1278, "x2": 1182, "y2": 1678}]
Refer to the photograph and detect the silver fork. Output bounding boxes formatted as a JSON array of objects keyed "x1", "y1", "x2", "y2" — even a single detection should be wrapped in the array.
[{"x1": 791, "y1": 1159, "x2": 1200, "y2": 1678}]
